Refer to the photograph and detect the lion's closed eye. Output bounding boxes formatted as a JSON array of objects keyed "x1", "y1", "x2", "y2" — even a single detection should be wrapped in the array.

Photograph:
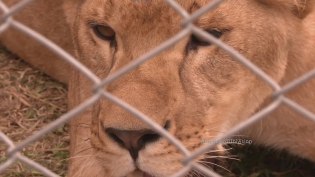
[
  {"x1": 188, "y1": 29, "x2": 223, "y2": 50},
  {"x1": 91, "y1": 23, "x2": 117, "y2": 47}
]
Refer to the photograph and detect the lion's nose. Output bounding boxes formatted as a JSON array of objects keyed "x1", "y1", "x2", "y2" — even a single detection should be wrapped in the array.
[{"x1": 105, "y1": 128, "x2": 160, "y2": 160}]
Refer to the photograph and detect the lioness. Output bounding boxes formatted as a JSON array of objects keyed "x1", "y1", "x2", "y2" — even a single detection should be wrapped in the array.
[{"x1": 1, "y1": 0, "x2": 315, "y2": 177}]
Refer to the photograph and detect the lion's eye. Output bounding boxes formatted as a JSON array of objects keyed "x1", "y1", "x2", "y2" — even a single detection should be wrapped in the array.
[
  {"x1": 188, "y1": 29, "x2": 223, "y2": 50},
  {"x1": 92, "y1": 25, "x2": 116, "y2": 43}
]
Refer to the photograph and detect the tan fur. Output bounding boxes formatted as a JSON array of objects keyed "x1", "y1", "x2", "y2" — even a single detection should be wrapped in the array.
[
  {"x1": 1, "y1": 0, "x2": 315, "y2": 177},
  {"x1": 0, "y1": 0, "x2": 75, "y2": 83}
]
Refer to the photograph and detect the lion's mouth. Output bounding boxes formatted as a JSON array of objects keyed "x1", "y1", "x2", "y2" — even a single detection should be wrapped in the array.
[
  {"x1": 132, "y1": 169, "x2": 155, "y2": 177},
  {"x1": 142, "y1": 172, "x2": 154, "y2": 177}
]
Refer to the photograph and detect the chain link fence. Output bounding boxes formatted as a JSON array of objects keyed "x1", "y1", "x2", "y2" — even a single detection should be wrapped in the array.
[{"x1": 0, "y1": 0, "x2": 315, "y2": 177}]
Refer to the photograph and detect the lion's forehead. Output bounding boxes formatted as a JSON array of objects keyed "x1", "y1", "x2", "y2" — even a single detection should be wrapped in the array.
[
  {"x1": 85, "y1": 0, "x2": 222, "y2": 26},
  {"x1": 83, "y1": 0, "x2": 262, "y2": 34}
]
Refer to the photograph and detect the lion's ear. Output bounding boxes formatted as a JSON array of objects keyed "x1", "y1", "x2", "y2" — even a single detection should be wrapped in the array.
[{"x1": 258, "y1": 0, "x2": 314, "y2": 18}]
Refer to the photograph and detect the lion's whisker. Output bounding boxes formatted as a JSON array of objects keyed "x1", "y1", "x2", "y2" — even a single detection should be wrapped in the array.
[
  {"x1": 64, "y1": 154, "x2": 96, "y2": 161},
  {"x1": 198, "y1": 160, "x2": 231, "y2": 173},
  {"x1": 73, "y1": 146, "x2": 94, "y2": 155},
  {"x1": 203, "y1": 155, "x2": 239, "y2": 161},
  {"x1": 77, "y1": 123, "x2": 90, "y2": 128},
  {"x1": 189, "y1": 169, "x2": 202, "y2": 177}
]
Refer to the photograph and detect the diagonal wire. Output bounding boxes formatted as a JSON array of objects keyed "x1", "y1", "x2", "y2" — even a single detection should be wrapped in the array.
[
  {"x1": 7, "y1": 93, "x2": 101, "y2": 157},
  {"x1": 94, "y1": 27, "x2": 191, "y2": 90},
  {"x1": 273, "y1": 69, "x2": 315, "y2": 97},
  {"x1": 190, "y1": 26, "x2": 281, "y2": 91},
  {"x1": 0, "y1": 0, "x2": 36, "y2": 22},
  {"x1": 101, "y1": 91, "x2": 190, "y2": 156},
  {"x1": 184, "y1": 98, "x2": 282, "y2": 163}
]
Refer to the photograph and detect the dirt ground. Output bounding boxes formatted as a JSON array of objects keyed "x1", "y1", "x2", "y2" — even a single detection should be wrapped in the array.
[{"x1": 0, "y1": 46, "x2": 68, "y2": 177}]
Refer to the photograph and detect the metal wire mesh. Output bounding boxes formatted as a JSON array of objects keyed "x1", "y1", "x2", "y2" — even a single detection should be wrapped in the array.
[{"x1": 0, "y1": 0, "x2": 314, "y2": 177}]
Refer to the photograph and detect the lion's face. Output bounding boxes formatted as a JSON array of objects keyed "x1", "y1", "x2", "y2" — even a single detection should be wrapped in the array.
[{"x1": 72, "y1": 0, "x2": 305, "y2": 176}]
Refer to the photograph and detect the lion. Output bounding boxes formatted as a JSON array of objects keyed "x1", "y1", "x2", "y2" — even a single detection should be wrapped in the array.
[{"x1": 1, "y1": 0, "x2": 315, "y2": 177}]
